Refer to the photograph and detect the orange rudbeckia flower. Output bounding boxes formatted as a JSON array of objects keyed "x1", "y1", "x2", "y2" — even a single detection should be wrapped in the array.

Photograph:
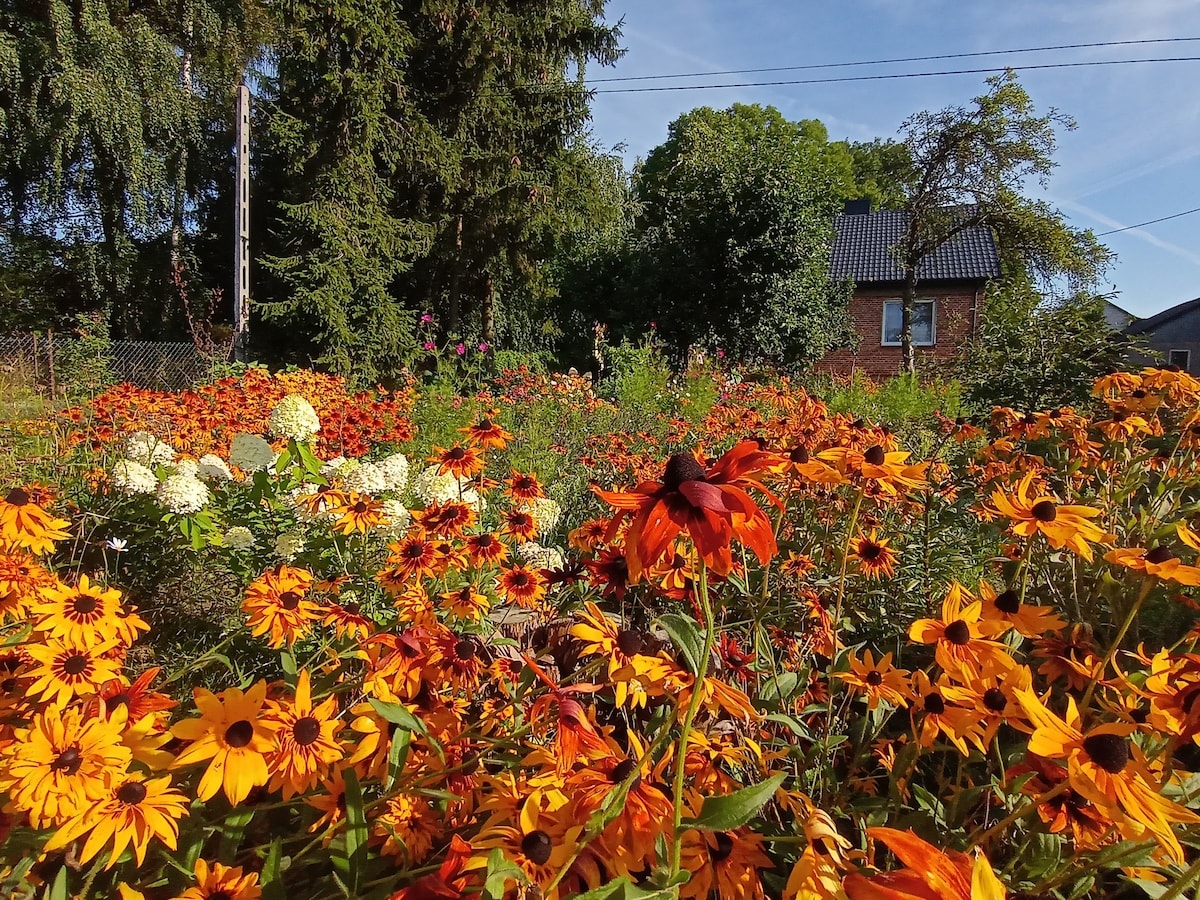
[
  {"x1": 844, "y1": 827, "x2": 1005, "y2": 900},
  {"x1": 593, "y1": 441, "x2": 782, "y2": 581},
  {"x1": 989, "y1": 472, "x2": 1106, "y2": 560}
]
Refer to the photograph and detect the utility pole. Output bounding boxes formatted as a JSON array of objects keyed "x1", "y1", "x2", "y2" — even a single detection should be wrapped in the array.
[{"x1": 233, "y1": 81, "x2": 251, "y2": 361}]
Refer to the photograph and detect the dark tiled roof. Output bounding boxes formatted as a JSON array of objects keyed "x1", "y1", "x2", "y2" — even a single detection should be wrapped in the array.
[
  {"x1": 1124, "y1": 297, "x2": 1200, "y2": 335},
  {"x1": 830, "y1": 209, "x2": 1002, "y2": 284}
]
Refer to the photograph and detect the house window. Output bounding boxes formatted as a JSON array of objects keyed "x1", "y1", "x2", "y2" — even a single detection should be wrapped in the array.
[
  {"x1": 882, "y1": 299, "x2": 935, "y2": 347},
  {"x1": 1169, "y1": 349, "x2": 1191, "y2": 370}
]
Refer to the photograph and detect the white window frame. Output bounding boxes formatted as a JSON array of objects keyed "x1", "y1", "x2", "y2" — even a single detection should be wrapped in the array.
[
  {"x1": 881, "y1": 299, "x2": 936, "y2": 347},
  {"x1": 1169, "y1": 349, "x2": 1191, "y2": 369}
]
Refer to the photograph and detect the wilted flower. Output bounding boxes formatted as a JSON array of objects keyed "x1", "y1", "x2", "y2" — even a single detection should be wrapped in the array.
[
  {"x1": 156, "y1": 475, "x2": 210, "y2": 516},
  {"x1": 111, "y1": 460, "x2": 157, "y2": 496},
  {"x1": 229, "y1": 433, "x2": 277, "y2": 473},
  {"x1": 268, "y1": 394, "x2": 321, "y2": 441}
]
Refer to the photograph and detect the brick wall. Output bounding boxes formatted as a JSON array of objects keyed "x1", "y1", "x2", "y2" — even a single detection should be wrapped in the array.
[{"x1": 814, "y1": 286, "x2": 982, "y2": 380}]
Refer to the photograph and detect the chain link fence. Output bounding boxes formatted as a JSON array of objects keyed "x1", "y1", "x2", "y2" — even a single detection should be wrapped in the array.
[{"x1": 0, "y1": 333, "x2": 218, "y2": 395}]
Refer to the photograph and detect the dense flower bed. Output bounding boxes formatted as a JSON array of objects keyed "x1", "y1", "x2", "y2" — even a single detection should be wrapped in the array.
[{"x1": 2, "y1": 365, "x2": 1200, "y2": 899}]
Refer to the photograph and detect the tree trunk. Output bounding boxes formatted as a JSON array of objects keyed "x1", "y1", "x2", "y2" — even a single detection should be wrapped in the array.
[
  {"x1": 901, "y1": 265, "x2": 918, "y2": 376},
  {"x1": 481, "y1": 273, "x2": 496, "y2": 344},
  {"x1": 447, "y1": 214, "x2": 463, "y2": 334}
]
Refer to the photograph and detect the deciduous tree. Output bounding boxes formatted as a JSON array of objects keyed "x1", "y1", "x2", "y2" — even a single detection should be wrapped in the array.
[{"x1": 891, "y1": 71, "x2": 1111, "y2": 373}]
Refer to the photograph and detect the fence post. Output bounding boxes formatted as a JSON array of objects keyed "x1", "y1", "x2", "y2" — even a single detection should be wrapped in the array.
[
  {"x1": 31, "y1": 331, "x2": 40, "y2": 389},
  {"x1": 46, "y1": 329, "x2": 56, "y2": 399}
]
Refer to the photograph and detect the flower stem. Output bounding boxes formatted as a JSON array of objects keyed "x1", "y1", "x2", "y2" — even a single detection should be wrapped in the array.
[
  {"x1": 968, "y1": 779, "x2": 1068, "y2": 849},
  {"x1": 1080, "y1": 577, "x2": 1152, "y2": 712},
  {"x1": 670, "y1": 556, "x2": 716, "y2": 881},
  {"x1": 819, "y1": 486, "x2": 864, "y2": 802}
]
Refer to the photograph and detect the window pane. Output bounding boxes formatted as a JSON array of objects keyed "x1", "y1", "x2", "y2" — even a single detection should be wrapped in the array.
[
  {"x1": 882, "y1": 300, "x2": 934, "y2": 345},
  {"x1": 913, "y1": 301, "x2": 934, "y2": 345},
  {"x1": 883, "y1": 302, "x2": 903, "y2": 344},
  {"x1": 1169, "y1": 350, "x2": 1190, "y2": 369}
]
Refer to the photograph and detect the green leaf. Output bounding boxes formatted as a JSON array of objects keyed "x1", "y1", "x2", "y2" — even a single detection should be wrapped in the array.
[
  {"x1": 386, "y1": 726, "x2": 411, "y2": 791},
  {"x1": 660, "y1": 613, "x2": 705, "y2": 675},
  {"x1": 566, "y1": 877, "x2": 680, "y2": 900},
  {"x1": 218, "y1": 807, "x2": 256, "y2": 863},
  {"x1": 483, "y1": 848, "x2": 523, "y2": 900},
  {"x1": 261, "y1": 837, "x2": 285, "y2": 900},
  {"x1": 682, "y1": 773, "x2": 786, "y2": 831},
  {"x1": 45, "y1": 865, "x2": 68, "y2": 900},
  {"x1": 368, "y1": 698, "x2": 428, "y2": 736},
  {"x1": 765, "y1": 713, "x2": 809, "y2": 738},
  {"x1": 295, "y1": 440, "x2": 324, "y2": 476},
  {"x1": 275, "y1": 446, "x2": 293, "y2": 472},
  {"x1": 340, "y1": 767, "x2": 368, "y2": 896}
]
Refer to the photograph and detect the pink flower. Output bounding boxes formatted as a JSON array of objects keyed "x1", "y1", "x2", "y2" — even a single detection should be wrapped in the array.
[
  {"x1": 420, "y1": 314, "x2": 434, "y2": 324},
  {"x1": 716, "y1": 349, "x2": 725, "y2": 359},
  {"x1": 423, "y1": 341, "x2": 436, "y2": 351},
  {"x1": 478, "y1": 342, "x2": 490, "y2": 353},
  {"x1": 455, "y1": 343, "x2": 466, "y2": 356}
]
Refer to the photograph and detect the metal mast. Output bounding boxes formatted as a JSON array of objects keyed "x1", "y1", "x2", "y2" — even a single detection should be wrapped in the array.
[{"x1": 233, "y1": 81, "x2": 251, "y2": 361}]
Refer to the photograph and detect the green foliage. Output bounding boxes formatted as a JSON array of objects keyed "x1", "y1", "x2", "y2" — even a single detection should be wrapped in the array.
[
  {"x1": 891, "y1": 71, "x2": 1113, "y2": 372},
  {"x1": 50, "y1": 312, "x2": 114, "y2": 397},
  {"x1": 815, "y1": 371, "x2": 963, "y2": 437},
  {"x1": 567, "y1": 103, "x2": 854, "y2": 369},
  {"x1": 0, "y1": 0, "x2": 267, "y2": 336},
  {"x1": 257, "y1": 2, "x2": 623, "y2": 381},
  {"x1": 956, "y1": 279, "x2": 1132, "y2": 412}
]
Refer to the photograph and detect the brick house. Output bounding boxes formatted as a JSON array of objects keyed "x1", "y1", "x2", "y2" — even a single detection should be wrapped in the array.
[{"x1": 816, "y1": 201, "x2": 1002, "y2": 379}]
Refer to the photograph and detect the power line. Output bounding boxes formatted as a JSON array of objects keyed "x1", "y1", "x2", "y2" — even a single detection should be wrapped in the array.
[
  {"x1": 587, "y1": 57, "x2": 1200, "y2": 94},
  {"x1": 588, "y1": 36, "x2": 1200, "y2": 84},
  {"x1": 1096, "y1": 206, "x2": 1200, "y2": 236}
]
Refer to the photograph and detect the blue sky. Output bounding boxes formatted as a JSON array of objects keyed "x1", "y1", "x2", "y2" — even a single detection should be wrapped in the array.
[{"x1": 585, "y1": 0, "x2": 1200, "y2": 318}]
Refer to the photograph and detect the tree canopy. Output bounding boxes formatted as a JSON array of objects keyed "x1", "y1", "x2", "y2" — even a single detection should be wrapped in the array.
[{"x1": 889, "y1": 70, "x2": 1112, "y2": 373}]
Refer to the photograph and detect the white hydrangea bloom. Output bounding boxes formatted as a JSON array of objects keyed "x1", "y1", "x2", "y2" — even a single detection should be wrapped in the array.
[
  {"x1": 289, "y1": 483, "x2": 338, "y2": 523},
  {"x1": 343, "y1": 461, "x2": 387, "y2": 494},
  {"x1": 124, "y1": 431, "x2": 176, "y2": 467},
  {"x1": 111, "y1": 459, "x2": 158, "y2": 495},
  {"x1": 376, "y1": 453, "x2": 410, "y2": 493},
  {"x1": 516, "y1": 542, "x2": 565, "y2": 571},
  {"x1": 274, "y1": 528, "x2": 306, "y2": 561},
  {"x1": 320, "y1": 456, "x2": 348, "y2": 478},
  {"x1": 197, "y1": 454, "x2": 233, "y2": 482},
  {"x1": 223, "y1": 525, "x2": 256, "y2": 550},
  {"x1": 229, "y1": 433, "x2": 277, "y2": 473},
  {"x1": 268, "y1": 394, "x2": 321, "y2": 441},
  {"x1": 156, "y1": 474, "x2": 210, "y2": 515},
  {"x1": 374, "y1": 499, "x2": 412, "y2": 536},
  {"x1": 172, "y1": 458, "x2": 200, "y2": 478},
  {"x1": 521, "y1": 497, "x2": 563, "y2": 536},
  {"x1": 412, "y1": 464, "x2": 472, "y2": 506}
]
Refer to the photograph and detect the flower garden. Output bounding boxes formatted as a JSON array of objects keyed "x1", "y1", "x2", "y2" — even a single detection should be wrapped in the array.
[{"x1": 3, "y1": 360, "x2": 1200, "y2": 900}]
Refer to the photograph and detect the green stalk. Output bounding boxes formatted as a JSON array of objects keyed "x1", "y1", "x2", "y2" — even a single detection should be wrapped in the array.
[
  {"x1": 1079, "y1": 576, "x2": 1152, "y2": 713},
  {"x1": 819, "y1": 486, "x2": 864, "y2": 803},
  {"x1": 670, "y1": 557, "x2": 716, "y2": 880}
]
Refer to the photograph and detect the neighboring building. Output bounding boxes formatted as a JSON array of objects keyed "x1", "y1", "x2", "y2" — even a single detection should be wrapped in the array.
[
  {"x1": 1103, "y1": 299, "x2": 1136, "y2": 330},
  {"x1": 816, "y1": 200, "x2": 1002, "y2": 379},
  {"x1": 1124, "y1": 297, "x2": 1200, "y2": 375}
]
